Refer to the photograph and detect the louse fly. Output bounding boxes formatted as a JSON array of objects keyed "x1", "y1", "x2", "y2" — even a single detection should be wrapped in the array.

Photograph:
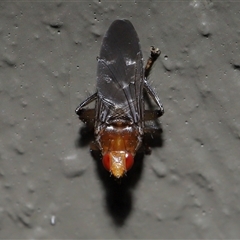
[{"x1": 76, "y1": 20, "x2": 164, "y2": 179}]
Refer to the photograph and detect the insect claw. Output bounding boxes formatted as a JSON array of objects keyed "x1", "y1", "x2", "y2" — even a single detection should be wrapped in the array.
[
  {"x1": 145, "y1": 46, "x2": 161, "y2": 79},
  {"x1": 75, "y1": 107, "x2": 82, "y2": 116},
  {"x1": 157, "y1": 109, "x2": 164, "y2": 117},
  {"x1": 150, "y1": 46, "x2": 161, "y2": 60}
]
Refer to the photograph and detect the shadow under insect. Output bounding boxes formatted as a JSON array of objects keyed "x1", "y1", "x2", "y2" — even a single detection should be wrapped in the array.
[
  {"x1": 76, "y1": 121, "x2": 164, "y2": 226},
  {"x1": 91, "y1": 149, "x2": 144, "y2": 226}
]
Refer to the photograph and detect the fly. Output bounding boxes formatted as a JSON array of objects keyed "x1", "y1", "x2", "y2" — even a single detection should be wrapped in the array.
[{"x1": 75, "y1": 20, "x2": 164, "y2": 179}]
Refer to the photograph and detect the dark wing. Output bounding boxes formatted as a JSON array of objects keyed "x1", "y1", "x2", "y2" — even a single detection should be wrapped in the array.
[{"x1": 96, "y1": 20, "x2": 144, "y2": 125}]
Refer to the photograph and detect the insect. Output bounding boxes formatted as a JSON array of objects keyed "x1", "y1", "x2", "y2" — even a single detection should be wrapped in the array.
[{"x1": 76, "y1": 19, "x2": 164, "y2": 178}]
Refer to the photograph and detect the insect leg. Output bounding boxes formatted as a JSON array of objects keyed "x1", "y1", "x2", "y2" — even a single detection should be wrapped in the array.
[
  {"x1": 144, "y1": 46, "x2": 161, "y2": 79},
  {"x1": 75, "y1": 92, "x2": 97, "y2": 115},
  {"x1": 144, "y1": 46, "x2": 164, "y2": 117},
  {"x1": 75, "y1": 92, "x2": 97, "y2": 125},
  {"x1": 144, "y1": 80, "x2": 164, "y2": 116}
]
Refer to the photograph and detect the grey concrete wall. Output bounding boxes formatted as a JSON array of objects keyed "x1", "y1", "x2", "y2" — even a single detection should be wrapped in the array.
[{"x1": 0, "y1": 1, "x2": 240, "y2": 239}]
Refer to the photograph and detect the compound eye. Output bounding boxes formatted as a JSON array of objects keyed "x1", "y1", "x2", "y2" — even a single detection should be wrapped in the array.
[
  {"x1": 125, "y1": 153, "x2": 134, "y2": 170},
  {"x1": 102, "y1": 153, "x2": 110, "y2": 171}
]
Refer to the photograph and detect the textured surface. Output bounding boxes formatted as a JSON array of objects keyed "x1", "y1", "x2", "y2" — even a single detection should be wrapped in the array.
[{"x1": 1, "y1": 1, "x2": 240, "y2": 239}]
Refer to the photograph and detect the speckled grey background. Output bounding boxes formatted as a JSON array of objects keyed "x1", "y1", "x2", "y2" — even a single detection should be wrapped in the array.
[{"x1": 1, "y1": 1, "x2": 240, "y2": 239}]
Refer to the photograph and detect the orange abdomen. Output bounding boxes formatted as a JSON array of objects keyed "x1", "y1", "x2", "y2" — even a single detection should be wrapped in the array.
[
  {"x1": 98, "y1": 123, "x2": 141, "y2": 178},
  {"x1": 99, "y1": 124, "x2": 140, "y2": 154}
]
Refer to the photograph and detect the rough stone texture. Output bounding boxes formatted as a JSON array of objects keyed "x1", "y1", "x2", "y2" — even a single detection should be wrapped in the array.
[{"x1": 0, "y1": 1, "x2": 240, "y2": 239}]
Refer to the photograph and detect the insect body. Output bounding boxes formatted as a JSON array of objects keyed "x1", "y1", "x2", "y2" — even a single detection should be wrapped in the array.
[{"x1": 76, "y1": 20, "x2": 164, "y2": 178}]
